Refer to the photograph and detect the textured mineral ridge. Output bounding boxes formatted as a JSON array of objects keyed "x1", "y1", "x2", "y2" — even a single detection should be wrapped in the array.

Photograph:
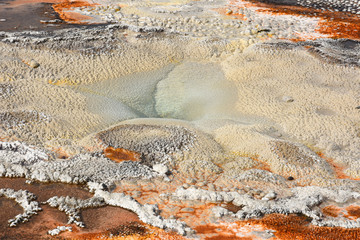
[{"x1": 1, "y1": 0, "x2": 360, "y2": 239}]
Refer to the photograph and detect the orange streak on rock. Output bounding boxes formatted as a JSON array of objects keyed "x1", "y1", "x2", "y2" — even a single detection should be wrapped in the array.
[
  {"x1": 195, "y1": 225, "x2": 245, "y2": 240},
  {"x1": 251, "y1": 157, "x2": 272, "y2": 172},
  {"x1": 52, "y1": 0, "x2": 96, "y2": 24},
  {"x1": 21, "y1": 59, "x2": 33, "y2": 67},
  {"x1": 316, "y1": 14, "x2": 360, "y2": 40},
  {"x1": 345, "y1": 205, "x2": 360, "y2": 220},
  {"x1": 255, "y1": 3, "x2": 360, "y2": 40},
  {"x1": 207, "y1": 237, "x2": 253, "y2": 240},
  {"x1": 229, "y1": 0, "x2": 360, "y2": 40},
  {"x1": 104, "y1": 147, "x2": 141, "y2": 163},
  {"x1": 215, "y1": 7, "x2": 248, "y2": 20},
  {"x1": 114, "y1": 173, "x2": 274, "y2": 239},
  {"x1": 195, "y1": 221, "x2": 269, "y2": 240},
  {"x1": 51, "y1": 146, "x2": 70, "y2": 159},
  {"x1": 322, "y1": 205, "x2": 341, "y2": 218},
  {"x1": 58, "y1": 11, "x2": 93, "y2": 23},
  {"x1": 317, "y1": 152, "x2": 359, "y2": 180}
]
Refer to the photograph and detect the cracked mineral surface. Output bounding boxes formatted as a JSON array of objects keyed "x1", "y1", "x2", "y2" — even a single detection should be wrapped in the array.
[{"x1": 1, "y1": 0, "x2": 360, "y2": 239}]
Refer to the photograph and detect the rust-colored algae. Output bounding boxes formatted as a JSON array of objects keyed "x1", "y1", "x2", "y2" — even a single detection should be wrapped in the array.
[
  {"x1": 317, "y1": 152, "x2": 359, "y2": 180},
  {"x1": 206, "y1": 234, "x2": 253, "y2": 240},
  {"x1": 76, "y1": 213, "x2": 360, "y2": 240},
  {"x1": 0, "y1": 178, "x2": 150, "y2": 240},
  {"x1": 104, "y1": 147, "x2": 141, "y2": 163},
  {"x1": 195, "y1": 224, "x2": 244, "y2": 240},
  {"x1": 64, "y1": 208, "x2": 142, "y2": 239},
  {"x1": 345, "y1": 205, "x2": 360, "y2": 220},
  {"x1": 52, "y1": 146, "x2": 70, "y2": 159},
  {"x1": 195, "y1": 220, "x2": 268, "y2": 239},
  {"x1": 251, "y1": 157, "x2": 272, "y2": 172},
  {"x1": 215, "y1": 7, "x2": 248, "y2": 21},
  {"x1": 252, "y1": 214, "x2": 360, "y2": 240},
  {"x1": 64, "y1": 222, "x2": 147, "y2": 240},
  {"x1": 223, "y1": 202, "x2": 243, "y2": 213},
  {"x1": 52, "y1": 0, "x2": 96, "y2": 24},
  {"x1": 0, "y1": 178, "x2": 91, "y2": 239},
  {"x1": 322, "y1": 205, "x2": 341, "y2": 218},
  {"x1": 230, "y1": 0, "x2": 360, "y2": 40}
]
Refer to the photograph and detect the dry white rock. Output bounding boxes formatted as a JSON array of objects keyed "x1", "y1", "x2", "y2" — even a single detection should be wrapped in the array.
[
  {"x1": 48, "y1": 226, "x2": 72, "y2": 236},
  {"x1": 282, "y1": 96, "x2": 294, "y2": 102},
  {"x1": 29, "y1": 59, "x2": 40, "y2": 68},
  {"x1": 262, "y1": 191, "x2": 277, "y2": 201},
  {"x1": 152, "y1": 163, "x2": 169, "y2": 175}
]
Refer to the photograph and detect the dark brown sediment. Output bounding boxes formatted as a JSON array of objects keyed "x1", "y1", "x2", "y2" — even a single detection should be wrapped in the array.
[{"x1": 0, "y1": 0, "x2": 97, "y2": 32}]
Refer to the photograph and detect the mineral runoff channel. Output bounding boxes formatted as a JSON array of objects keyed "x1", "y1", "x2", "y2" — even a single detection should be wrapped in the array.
[{"x1": 1, "y1": 0, "x2": 360, "y2": 239}]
